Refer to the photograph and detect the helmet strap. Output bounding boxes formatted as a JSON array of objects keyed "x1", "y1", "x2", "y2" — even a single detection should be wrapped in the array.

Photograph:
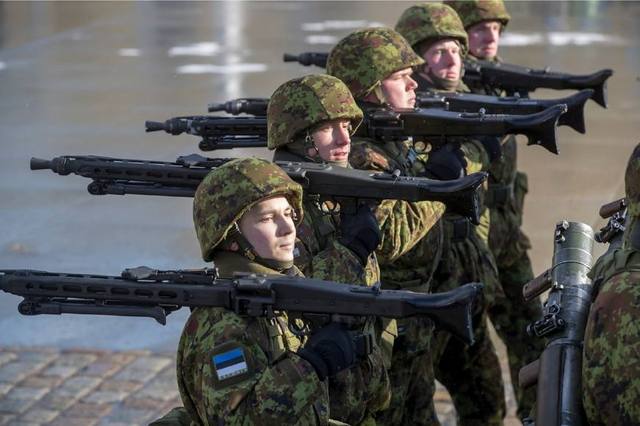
[{"x1": 222, "y1": 224, "x2": 295, "y2": 272}]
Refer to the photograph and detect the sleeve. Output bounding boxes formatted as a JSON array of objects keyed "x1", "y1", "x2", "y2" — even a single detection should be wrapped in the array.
[
  {"x1": 375, "y1": 199, "x2": 445, "y2": 263},
  {"x1": 177, "y1": 308, "x2": 328, "y2": 426},
  {"x1": 349, "y1": 138, "x2": 446, "y2": 263}
]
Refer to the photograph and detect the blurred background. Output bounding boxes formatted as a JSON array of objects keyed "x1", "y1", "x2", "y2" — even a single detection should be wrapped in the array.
[{"x1": 0, "y1": 1, "x2": 639, "y2": 351}]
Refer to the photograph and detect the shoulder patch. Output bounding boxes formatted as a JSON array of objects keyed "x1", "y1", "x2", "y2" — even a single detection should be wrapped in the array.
[{"x1": 211, "y1": 342, "x2": 253, "y2": 386}]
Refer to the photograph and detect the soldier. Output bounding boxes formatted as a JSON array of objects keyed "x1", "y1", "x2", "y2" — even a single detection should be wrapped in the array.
[
  {"x1": 326, "y1": 27, "x2": 464, "y2": 426},
  {"x1": 446, "y1": 0, "x2": 546, "y2": 419},
  {"x1": 174, "y1": 158, "x2": 361, "y2": 425},
  {"x1": 582, "y1": 142, "x2": 640, "y2": 426},
  {"x1": 394, "y1": 4, "x2": 506, "y2": 425},
  {"x1": 267, "y1": 74, "x2": 392, "y2": 425}
]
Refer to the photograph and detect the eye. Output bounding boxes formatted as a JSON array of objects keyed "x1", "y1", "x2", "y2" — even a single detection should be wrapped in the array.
[{"x1": 260, "y1": 215, "x2": 274, "y2": 223}]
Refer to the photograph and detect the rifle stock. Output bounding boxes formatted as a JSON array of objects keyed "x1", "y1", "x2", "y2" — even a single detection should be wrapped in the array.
[
  {"x1": 0, "y1": 268, "x2": 482, "y2": 345},
  {"x1": 464, "y1": 59, "x2": 613, "y2": 108},
  {"x1": 30, "y1": 154, "x2": 487, "y2": 223}
]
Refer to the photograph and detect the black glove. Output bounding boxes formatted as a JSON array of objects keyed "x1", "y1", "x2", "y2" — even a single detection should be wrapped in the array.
[
  {"x1": 424, "y1": 144, "x2": 467, "y2": 181},
  {"x1": 477, "y1": 136, "x2": 502, "y2": 163},
  {"x1": 296, "y1": 322, "x2": 359, "y2": 380},
  {"x1": 339, "y1": 204, "x2": 382, "y2": 265}
]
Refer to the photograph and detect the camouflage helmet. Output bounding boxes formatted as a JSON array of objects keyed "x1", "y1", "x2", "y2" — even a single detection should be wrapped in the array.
[
  {"x1": 193, "y1": 157, "x2": 303, "y2": 261},
  {"x1": 444, "y1": 0, "x2": 511, "y2": 29},
  {"x1": 267, "y1": 74, "x2": 363, "y2": 150},
  {"x1": 395, "y1": 3, "x2": 469, "y2": 55},
  {"x1": 626, "y1": 143, "x2": 640, "y2": 217},
  {"x1": 326, "y1": 27, "x2": 424, "y2": 99}
]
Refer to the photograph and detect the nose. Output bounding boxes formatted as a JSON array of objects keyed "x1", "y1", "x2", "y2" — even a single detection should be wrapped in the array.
[
  {"x1": 443, "y1": 51, "x2": 456, "y2": 66},
  {"x1": 407, "y1": 75, "x2": 418, "y2": 91},
  {"x1": 334, "y1": 125, "x2": 351, "y2": 145},
  {"x1": 485, "y1": 28, "x2": 498, "y2": 43},
  {"x1": 277, "y1": 215, "x2": 296, "y2": 238}
]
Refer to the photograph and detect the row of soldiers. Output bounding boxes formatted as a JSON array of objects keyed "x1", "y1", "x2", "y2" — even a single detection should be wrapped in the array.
[
  {"x1": 23, "y1": 0, "x2": 634, "y2": 425},
  {"x1": 150, "y1": 1, "x2": 540, "y2": 425}
]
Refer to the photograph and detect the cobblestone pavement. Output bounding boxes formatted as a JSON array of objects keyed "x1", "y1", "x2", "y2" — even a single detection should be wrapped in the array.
[{"x1": 0, "y1": 329, "x2": 522, "y2": 426}]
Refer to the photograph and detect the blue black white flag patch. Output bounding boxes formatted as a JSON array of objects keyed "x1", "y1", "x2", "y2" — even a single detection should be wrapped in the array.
[{"x1": 212, "y1": 347, "x2": 249, "y2": 381}]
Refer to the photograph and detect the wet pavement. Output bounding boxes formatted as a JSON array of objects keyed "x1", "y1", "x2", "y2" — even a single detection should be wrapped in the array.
[{"x1": 1, "y1": 1, "x2": 639, "y2": 424}]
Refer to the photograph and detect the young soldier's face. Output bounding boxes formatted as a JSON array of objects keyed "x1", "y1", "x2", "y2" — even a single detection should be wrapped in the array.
[
  {"x1": 239, "y1": 196, "x2": 296, "y2": 262},
  {"x1": 307, "y1": 118, "x2": 351, "y2": 163},
  {"x1": 467, "y1": 20, "x2": 502, "y2": 59},
  {"x1": 421, "y1": 39, "x2": 463, "y2": 81},
  {"x1": 381, "y1": 67, "x2": 418, "y2": 109}
]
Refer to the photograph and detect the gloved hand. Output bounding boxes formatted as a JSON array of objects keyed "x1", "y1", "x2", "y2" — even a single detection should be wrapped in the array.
[
  {"x1": 296, "y1": 322, "x2": 359, "y2": 380},
  {"x1": 339, "y1": 204, "x2": 382, "y2": 265},
  {"x1": 477, "y1": 136, "x2": 502, "y2": 163},
  {"x1": 424, "y1": 144, "x2": 467, "y2": 181}
]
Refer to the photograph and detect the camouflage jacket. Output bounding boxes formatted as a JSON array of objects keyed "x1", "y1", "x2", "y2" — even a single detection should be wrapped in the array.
[
  {"x1": 583, "y1": 247, "x2": 640, "y2": 426},
  {"x1": 176, "y1": 251, "x2": 329, "y2": 426},
  {"x1": 272, "y1": 149, "x2": 392, "y2": 425},
  {"x1": 272, "y1": 149, "x2": 380, "y2": 286}
]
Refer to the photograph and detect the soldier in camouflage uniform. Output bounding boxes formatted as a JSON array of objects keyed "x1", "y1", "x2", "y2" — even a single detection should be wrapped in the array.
[
  {"x1": 446, "y1": 0, "x2": 546, "y2": 419},
  {"x1": 174, "y1": 158, "x2": 363, "y2": 425},
  {"x1": 267, "y1": 74, "x2": 393, "y2": 425},
  {"x1": 582, "y1": 142, "x2": 640, "y2": 426},
  {"x1": 326, "y1": 27, "x2": 460, "y2": 426},
  {"x1": 395, "y1": 5, "x2": 505, "y2": 425}
]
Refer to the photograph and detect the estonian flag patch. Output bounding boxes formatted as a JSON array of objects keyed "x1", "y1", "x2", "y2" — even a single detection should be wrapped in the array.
[{"x1": 212, "y1": 347, "x2": 249, "y2": 381}]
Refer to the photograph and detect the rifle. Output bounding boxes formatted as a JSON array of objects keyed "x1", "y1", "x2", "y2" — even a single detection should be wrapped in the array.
[
  {"x1": 208, "y1": 89, "x2": 591, "y2": 134},
  {"x1": 282, "y1": 51, "x2": 612, "y2": 108},
  {"x1": 463, "y1": 59, "x2": 612, "y2": 108},
  {"x1": 30, "y1": 154, "x2": 487, "y2": 223},
  {"x1": 145, "y1": 116, "x2": 267, "y2": 151},
  {"x1": 147, "y1": 105, "x2": 566, "y2": 154},
  {"x1": 518, "y1": 221, "x2": 595, "y2": 425},
  {"x1": 0, "y1": 267, "x2": 482, "y2": 345}
]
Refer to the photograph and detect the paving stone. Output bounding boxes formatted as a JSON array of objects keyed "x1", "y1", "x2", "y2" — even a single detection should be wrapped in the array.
[
  {"x1": 97, "y1": 406, "x2": 158, "y2": 425},
  {"x1": 41, "y1": 364, "x2": 81, "y2": 379},
  {"x1": 0, "y1": 362, "x2": 39, "y2": 383},
  {"x1": 64, "y1": 401, "x2": 112, "y2": 418},
  {"x1": 4, "y1": 386, "x2": 49, "y2": 401},
  {"x1": 0, "y1": 398, "x2": 36, "y2": 415},
  {"x1": 48, "y1": 417, "x2": 98, "y2": 426},
  {"x1": 56, "y1": 352, "x2": 98, "y2": 367},
  {"x1": 81, "y1": 361, "x2": 124, "y2": 378},
  {"x1": 99, "y1": 380, "x2": 143, "y2": 393},
  {"x1": 17, "y1": 350, "x2": 58, "y2": 364},
  {"x1": 57, "y1": 376, "x2": 102, "y2": 397},
  {"x1": 82, "y1": 390, "x2": 130, "y2": 405},
  {"x1": 20, "y1": 374, "x2": 65, "y2": 389},
  {"x1": 135, "y1": 374, "x2": 180, "y2": 402},
  {"x1": 38, "y1": 393, "x2": 80, "y2": 412},
  {"x1": 112, "y1": 356, "x2": 171, "y2": 383},
  {"x1": 0, "y1": 414, "x2": 16, "y2": 426},
  {"x1": 17, "y1": 408, "x2": 59, "y2": 423},
  {"x1": 0, "y1": 352, "x2": 18, "y2": 367},
  {"x1": 0, "y1": 383, "x2": 13, "y2": 397}
]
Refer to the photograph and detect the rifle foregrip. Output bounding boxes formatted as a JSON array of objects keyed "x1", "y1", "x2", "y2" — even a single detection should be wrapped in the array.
[
  {"x1": 522, "y1": 269, "x2": 552, "y2": 302},
  {"x1": 599, "y1": 197, "x2": 626, "y2": 219}
]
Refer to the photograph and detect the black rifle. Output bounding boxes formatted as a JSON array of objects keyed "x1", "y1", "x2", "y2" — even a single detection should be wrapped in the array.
[
  {"x1": 282, "y1": 51, "x2": 612, "y2": 108},
  {"x1": 145, "y1": 116, "x2": 267, "y2": 151},
  {"x1": 463, "y1": 59, "x2": 612, "y2": 108},
  {"x1": 30, "y1": 154, "x2": 487, "y2": 223},
  {"x1": 208, "y1": 89, "x2": 591, "y2": 134},
  {"x1": 147, "y1": 105, "x2": 566, "y2": 154},
  {"x1": 0, "y1": 267, "x2": 482, "y2": 345},
  {"x1": 518, "y1": 221, "x2": 595, "y2": 425}
]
